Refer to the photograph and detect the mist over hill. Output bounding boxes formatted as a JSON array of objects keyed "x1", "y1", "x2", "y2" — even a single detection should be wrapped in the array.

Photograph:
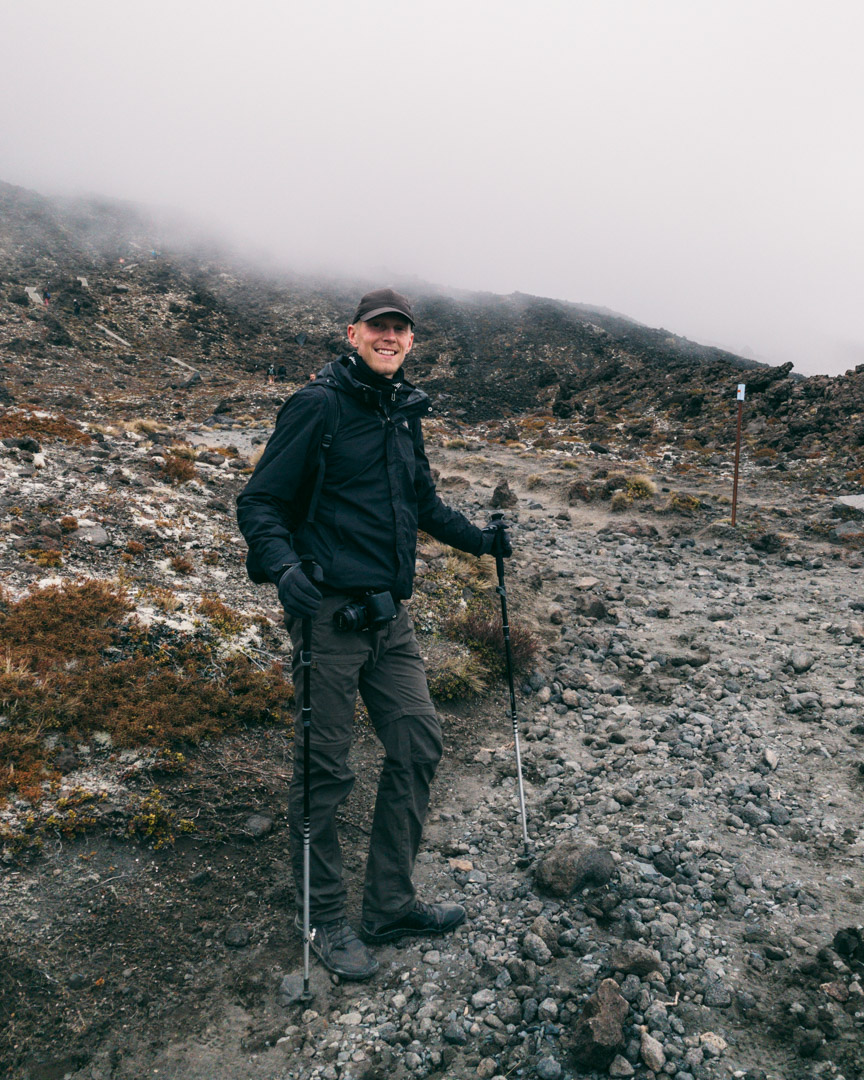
[{"x1": 2, "y1": 179, "x2": 863, "y2": 463}]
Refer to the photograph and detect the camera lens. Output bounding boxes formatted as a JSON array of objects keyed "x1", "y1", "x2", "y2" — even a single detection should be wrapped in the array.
[{"x1": 333, "y1": 602, "x2": 367, "y2": 632}]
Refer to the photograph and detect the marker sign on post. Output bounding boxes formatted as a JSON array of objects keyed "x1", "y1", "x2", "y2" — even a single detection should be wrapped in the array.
[{"x1": 731, "y1": 384, "x2": 746, "y2": 525}]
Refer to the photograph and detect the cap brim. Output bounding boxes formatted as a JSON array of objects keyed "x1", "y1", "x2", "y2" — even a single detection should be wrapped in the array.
[{"x1": 358, "y1": 306, "x2": 415, "y2": 326}]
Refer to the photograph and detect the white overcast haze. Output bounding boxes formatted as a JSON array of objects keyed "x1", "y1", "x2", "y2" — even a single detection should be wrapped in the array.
[{"x1": 2, "y1": 0, "x2": 862, "y2": 377}]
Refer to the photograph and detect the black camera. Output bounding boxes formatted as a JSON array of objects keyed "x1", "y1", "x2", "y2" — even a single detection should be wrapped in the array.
[{"x1": 333, "y1": 590, "x2": 397, "y2": 632}]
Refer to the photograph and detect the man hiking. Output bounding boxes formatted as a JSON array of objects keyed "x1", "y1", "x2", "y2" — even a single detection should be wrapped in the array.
[{"x1": 237, "y1": 288, "x2": 511, "y2": 980}]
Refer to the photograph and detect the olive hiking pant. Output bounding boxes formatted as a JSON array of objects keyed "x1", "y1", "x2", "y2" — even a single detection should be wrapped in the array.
[{"x1": 286, "y1": 595, "x2": 443, "y2": 928}]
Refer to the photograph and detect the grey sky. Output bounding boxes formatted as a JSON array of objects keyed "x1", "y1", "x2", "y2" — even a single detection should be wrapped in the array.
[{"x1": 2, "y1": 0, "x2": 862, "y2": 376}]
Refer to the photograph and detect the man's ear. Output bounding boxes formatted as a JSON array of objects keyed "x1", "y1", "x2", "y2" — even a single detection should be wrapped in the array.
[{"x1": 346, "y1": 323, "x2": 358, "y2": 347}]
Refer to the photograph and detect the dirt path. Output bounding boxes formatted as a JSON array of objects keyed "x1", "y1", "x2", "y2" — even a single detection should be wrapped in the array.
[{"x1": 2, "y1": 436, "x2": 864, "y2": 1080}]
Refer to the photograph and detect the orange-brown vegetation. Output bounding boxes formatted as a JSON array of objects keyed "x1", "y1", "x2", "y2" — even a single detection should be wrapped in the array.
[
  {"x1": 160, "y1": 453, "x2": 197, "y2": 485},
  {"x1": 0, "y1": 580, "x2": 293, "y2": 805},
  {"x1": 197, "y1": 596, "x2": 247, "y2": 635},
  {"x1": 0, "y1": 410, "x2": 91, "y2": 445}
]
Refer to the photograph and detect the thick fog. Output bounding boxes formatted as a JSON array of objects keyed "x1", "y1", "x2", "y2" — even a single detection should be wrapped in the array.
[{"x1": 2, "y1": 0, "x2": 862, "y2": 376}]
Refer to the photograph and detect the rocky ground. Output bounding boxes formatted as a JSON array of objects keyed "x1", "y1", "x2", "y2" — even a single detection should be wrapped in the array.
[
  {"x1": 2, "y1": 389, "x2": 864, "y2": 1080},
  {"x1": 1, "y1": 181, "x2": 864, "y2": 1080}
]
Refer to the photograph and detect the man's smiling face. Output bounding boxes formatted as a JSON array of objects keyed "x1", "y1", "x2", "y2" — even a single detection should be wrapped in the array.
[{"x1": 347, "y1": 313, "x2": 414, "y2": 379}]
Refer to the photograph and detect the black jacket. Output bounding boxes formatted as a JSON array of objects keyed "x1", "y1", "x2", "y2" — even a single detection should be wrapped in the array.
[{"x1": 236, "y1": 355, "x2": 483, "y2": 600}]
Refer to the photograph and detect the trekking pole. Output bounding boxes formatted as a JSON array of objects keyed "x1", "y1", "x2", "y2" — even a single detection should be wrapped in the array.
[
  {"x1": 299, "y1": 556, "x2": 317, "y2": 1003},
  {"x1": 490, "y1": 513, "x2": 530, "y2": 859}
]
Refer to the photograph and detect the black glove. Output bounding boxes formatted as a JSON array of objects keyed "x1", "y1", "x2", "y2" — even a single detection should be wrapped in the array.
[
  {"x1": 277, "y1": 562, "x2": 322, "y2": 618},
  {"x1": 479, "y1": 519, "x2": 513, "y2": 558}
]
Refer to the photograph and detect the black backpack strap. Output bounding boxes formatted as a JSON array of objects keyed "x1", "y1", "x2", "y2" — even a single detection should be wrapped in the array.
[{"x1": 306, "y1": 384, "x2": 340, "y2": 524}]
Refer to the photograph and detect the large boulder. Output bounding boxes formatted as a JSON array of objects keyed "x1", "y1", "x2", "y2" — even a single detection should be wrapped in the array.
[{"x1": 534, "y1": 841, "x2": 615, "y2": 897}]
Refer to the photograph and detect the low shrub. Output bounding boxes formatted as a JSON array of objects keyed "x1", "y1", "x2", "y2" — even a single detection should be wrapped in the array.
[
  {"x1": 663, "y1": 493, "x2": 701, "y2": 514},
  {"x1": 127, "y1": 419, "x2": 165, "y2": 435},
  {"x1": 126, "y1": 788, "x2": 194, "y2": 849},
  {"x1": 567, "y1": 480, "x2": 600, "y2": 505},
  {"x1": 0, "y1": 580, "x2": 292, "y2": 804},
  {"x1": 165, "y1": 443, "x2": 197, "y2": 460},
  {"x1": 25, "y1": 549, "x2": 63, "y2": 567},
  {"x1": 197, "y1": 596, "x2": 247, "y2": 636},
  {"x1": 445, "y1": 606, "x2": 538, "y2": 677},
  {"x1": 160, "y1": 453, "x2": 197, "y2": 485},
  {"x1": 0, "y1": 410, "x2": 90, "y2": 445},
  {"x1": 427, "y1": 651, "x2": 489, "y2": 700},
  {"x1": 144, "y1": 586, "x2": 183, "y2": 612},
  {"x1": 625, "y1": 474, "x2": 657, "y2": 499}
]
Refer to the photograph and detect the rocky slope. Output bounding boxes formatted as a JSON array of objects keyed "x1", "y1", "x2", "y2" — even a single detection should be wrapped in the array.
[
  {"x1": 1, "y1": 182, "x2": 864, "y2": 1080},
  {"x1": 5, "y1": 177, "x2": 864, "y2": 461}
]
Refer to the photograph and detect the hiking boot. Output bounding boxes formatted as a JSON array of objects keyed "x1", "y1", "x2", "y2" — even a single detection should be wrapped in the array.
[
  {"x1": 360, "y1": 900, "x2": 466, "y2": 945},
  {"x1": 294, "y1": 915, "x2": 379, "y2": 980}
]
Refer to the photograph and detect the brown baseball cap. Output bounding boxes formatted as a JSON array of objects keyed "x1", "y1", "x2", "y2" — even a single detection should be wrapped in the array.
[{"x1": 352, "y1": 288, "x2": 415, "y2": 327}]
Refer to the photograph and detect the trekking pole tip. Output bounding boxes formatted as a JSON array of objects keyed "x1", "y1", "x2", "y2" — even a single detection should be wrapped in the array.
[{"x1": 280, "y1": 973, "x2": 315, "y2": 1006}]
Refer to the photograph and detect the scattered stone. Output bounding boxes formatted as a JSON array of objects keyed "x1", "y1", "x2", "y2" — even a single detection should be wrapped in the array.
[
  {"x1": 224, "y1": 924, "x2": 250, "y2": 948},
  {"x1": 789, "y1": 648, "x2": 815, "y2": 673},
  {"x1": 570, "y1": 979, "x2": 629, "y2": 1069},
  {"x1": 606, "y1": 941, "x2": 662, "y2": 977},
  {"x1": 699, "y1": 1031, "x2": 728, "y2": 1057},
  {"x1": 640, "y1": 1031, "x2": 665, "y2": 1071},
  {"x1": 522, "y1": 931, "x2": 552, "y2": 965},
  {"x1": 534, "y1": 841, "x2": 616, "y2": 897},
  {"x1": 4, "y1": 199, "x2": 864, "y2": 1080},
  {"x1": 491, "y1": 479, "x2": 517, "y2": 508},
  {"x1": 535, "y1": 1056, "x2": 562, "y2": 1080},
  {"x1": 703, "y1": 980, "x2": 733, "y2": 1008},
  {"x1": 471, "y1": 988, "x2": 497, "y2": 1010},
  {"x1": 243, "y1": 814, "x2": 273, "y2": 838},
  {"x1": 77, "y1": 525, "x2": 110, "y2": 547}
]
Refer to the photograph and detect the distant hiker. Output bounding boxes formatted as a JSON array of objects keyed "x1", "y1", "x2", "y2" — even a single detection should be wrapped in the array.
[
  {"x1": 43, "y1": 289, "x2": 50, "y2": 305},
  {"x1": 267, "y1": 363, "x2": 276, "y2": 385},
  {"x1": 237, "y1": 288, "x2": 511, "y2": 981},
  {"x1": 73, "y1": 298, "x2": 81, "y2": 316},
  {"x1": 277, "y1": 364, "x2": 287, "y2": 382}
]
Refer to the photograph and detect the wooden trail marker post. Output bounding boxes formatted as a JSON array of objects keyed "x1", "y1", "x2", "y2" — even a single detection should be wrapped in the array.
[{"x1": 731, "y1": 383, "x2": 745, "y2": 526}]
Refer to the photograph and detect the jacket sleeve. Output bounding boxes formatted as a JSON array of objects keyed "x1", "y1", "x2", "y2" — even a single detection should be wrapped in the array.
[
  {"x1": 236, "y1": 389, "x2": 327, "y2": 582},
  {"x1": 412, "y1": 420, "x2": 484, "y2": 555}
]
